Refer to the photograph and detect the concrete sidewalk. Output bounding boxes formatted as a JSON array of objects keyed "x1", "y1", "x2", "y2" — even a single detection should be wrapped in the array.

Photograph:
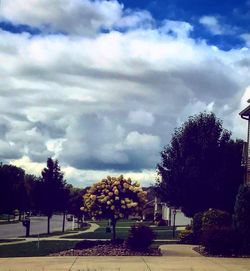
[
  {"x1": 1, "y1": 255, "x2": 250, "y2": 271},
  {"x1": 160, "y1": 244, "x2": 201, "y2": 257}
]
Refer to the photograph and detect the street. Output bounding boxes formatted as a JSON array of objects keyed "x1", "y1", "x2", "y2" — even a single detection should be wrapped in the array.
[{"x1": 0, "y1": 215, "x2": 73, "y2": 239}]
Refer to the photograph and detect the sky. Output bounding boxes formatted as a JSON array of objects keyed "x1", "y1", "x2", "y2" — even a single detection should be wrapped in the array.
[{"x1": 0, "y1": 0, "x2": 250, "y2": 187}]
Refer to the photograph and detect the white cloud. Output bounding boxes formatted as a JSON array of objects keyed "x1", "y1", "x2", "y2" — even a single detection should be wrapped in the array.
[
  {"x1": 0, "y1": 2, "x2": 250, "y2": 186},
  {"x1": 128, "y1": 110, "x2": 155, "y2": 126},
  {"x1": 199, "y1": 16, "x2": 223, "y2": 35},
  {"x1": 0, "y1": 0, "x2": 153, "y2": 36},
  {"x1": 160, "y1": 20, "x2": 193, "y2": 38},
  {"x1": 241, "y1": 33, "x2": 250, "y2": 47},
  {"x1": 124, "y1": 131, "x2": 160, "y2": 151}
]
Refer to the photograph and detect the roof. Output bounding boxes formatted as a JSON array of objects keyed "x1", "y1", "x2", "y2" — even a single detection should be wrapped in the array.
[{"x1": 239, "y1": 105, "x2": 250, "y2": 118}]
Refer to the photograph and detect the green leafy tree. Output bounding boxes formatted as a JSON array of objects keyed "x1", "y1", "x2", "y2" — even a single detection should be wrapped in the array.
[
  {"x1": 67, "y1": 185, "x2": 87, "y2": 221},
  {"x1": 234, "y1": 184, "x2": 250, "y2": 252},
  {"x1": 0, "y1": 164, "x2": 28, "y2": 219},
  {"x1": 41, "y1": 158, "x2": 67, "y2": 234},
  {"x1": 82, "y1": 175, "x2": 147, "y2": 240},
  {"x1": 157, "y1": 112, "x2": 243, "y2": 217},
  {"x1": 24, "y1": 174, "x2": 42, "y2": 214}
]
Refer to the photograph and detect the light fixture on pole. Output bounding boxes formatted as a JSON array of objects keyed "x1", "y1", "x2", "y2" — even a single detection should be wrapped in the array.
[{"x1": 239, "y1": 100, "x2": 250, "y2": 184}]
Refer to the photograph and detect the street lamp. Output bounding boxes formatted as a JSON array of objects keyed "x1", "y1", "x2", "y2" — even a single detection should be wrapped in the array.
[
  {"x1": 239, "y1": 99, "x2": 250, "y2": 184},
  {"x1": 172, "y1": 208, "x2": 177, "y2": 238}
]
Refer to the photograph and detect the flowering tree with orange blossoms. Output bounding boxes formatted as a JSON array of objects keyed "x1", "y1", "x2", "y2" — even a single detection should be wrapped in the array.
[{"x1": 81, "y1": 175, "x2": 147, "y2": 240}]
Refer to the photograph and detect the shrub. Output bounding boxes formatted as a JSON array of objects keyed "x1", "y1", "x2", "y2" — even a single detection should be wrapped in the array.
[
  {"x1": 234, "y1": 184, "x2": 250, "y2": 253},
  {"x1": 155, "y1": 219, "x2": 166, "y2": 226},
  {"x1": 192, "y1": 212, "x2": 203, "y2": 243},
  {"x1": 154, "y1": 212, "x2": 166, "y2": 226},
  {"x1": 179, "y1": 229, "x2": 195, "y2": 244},
  {"x1": 201, "y1": 226, "x2": 241, "y2": 255},
  {"x1": 202, "y1": 209, "x2": 232, "y2": 231},
  {"x1": 127, "y1": 224, "x2": 156, "y2": 251}
]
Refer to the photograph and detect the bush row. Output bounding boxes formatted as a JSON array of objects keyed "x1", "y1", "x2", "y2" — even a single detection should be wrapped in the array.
[{"x1": 179, "y1": 184, "x2": 250, "y2": 255}]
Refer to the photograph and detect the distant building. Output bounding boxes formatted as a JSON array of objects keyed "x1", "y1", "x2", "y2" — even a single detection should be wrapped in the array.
[
  {"x1": 239, "y1": 100, "x2": 250, "y2": 184},
  {"x1": 142, "y1": 187, "x2": 191, "y2": 226}
]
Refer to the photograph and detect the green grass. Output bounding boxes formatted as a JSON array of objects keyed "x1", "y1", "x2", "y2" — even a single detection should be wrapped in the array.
[
  {"x1": 0, "y1": 214, "x2": 15, "y2": 220},
  {"x1": 23, "y1": 230, "x2": 78, "y2": 238},
  {"x1": 0, "y1": 220, "x2": 19, "y2": 225},
  {"x1": 93, "y1": 219, "x2": 152, "y2": 227},
  {"x1": 62, "y1": 222, "x2": 179, "y2": 240},
  {"x1": 61, "y1": 227, "x2": 128, "y2": 239},
  {"x1": 0, "y1": 239, "x2": 25, "y2": 243},
  {"x1": 0, "y1": 240, "x2": 78, "y2": 257}
]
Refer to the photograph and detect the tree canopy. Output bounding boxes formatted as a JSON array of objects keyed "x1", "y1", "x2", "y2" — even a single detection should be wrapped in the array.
[
  {"x1": 40, "y1": 158, "x2": 68, "y2": 233},
  {"x1": 0, "y1": 164, "x2": 28, "y2": 215},
  {"x1": 82, "y1": 175, "x2": 147, "y2": 240},
  {"x1": 157, "y1": 112, "x2": 243, "y2": 217}
]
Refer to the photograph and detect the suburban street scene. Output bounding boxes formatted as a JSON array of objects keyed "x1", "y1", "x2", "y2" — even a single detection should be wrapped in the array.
[{"x1": 1, "y1": 0, "x2": 250, "y2": 270}]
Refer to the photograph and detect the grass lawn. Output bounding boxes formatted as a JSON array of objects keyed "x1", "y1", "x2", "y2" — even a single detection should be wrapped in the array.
[
  {"x1": 0, "y1": 214, "x2": 15, "y2": 220},
  {"x1": 0, "y1": 220, "x2": 19, "y2": 225},
  {"x1": 0, "y1": 214, "x2": 19, "y2": 225},
  {"x1": 62, "y1": 220, "x2": 180, "y2": 240},
  {"x1": 0, "y1": 240, "x2": 78, "y2": 257},
  {"x1": 0, "y1": 239, "x2": 25, "y2": 243},
  {"x1": 23, "y1": 230, "x2": 78, "y2": 238}
]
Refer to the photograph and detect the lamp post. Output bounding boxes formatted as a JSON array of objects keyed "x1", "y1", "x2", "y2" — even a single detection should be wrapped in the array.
[
  {"x1": 172, "y1": 208, "x2": 177, "y2": 238},
  {"x1": 239, "y1": 99, "x2": 250, "y2": 184}
]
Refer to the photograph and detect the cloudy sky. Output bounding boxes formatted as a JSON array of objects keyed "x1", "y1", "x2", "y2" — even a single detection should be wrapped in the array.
[{"x1": 0, "y1": 0, "x2": 250, "y2": 187}]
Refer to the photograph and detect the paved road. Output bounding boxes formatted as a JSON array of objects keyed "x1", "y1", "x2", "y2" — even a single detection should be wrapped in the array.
[{"x1": 0, "y1": 215, "x2": 74, "y2": 239}]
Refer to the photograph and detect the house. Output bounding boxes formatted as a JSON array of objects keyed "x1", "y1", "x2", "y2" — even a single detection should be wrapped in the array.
[
  {"x1": 142, "y1": 187, "x2": 191, "y2": 226},
  {"x1": 239, "y1": 99, "x2": 250, "y2": 184}
]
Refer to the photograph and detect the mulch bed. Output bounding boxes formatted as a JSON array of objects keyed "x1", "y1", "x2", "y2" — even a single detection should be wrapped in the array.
[
  {"x1": 50, "y1": 240, "x2": 161, "y2": 256},
  {"x1": 193, "y1": 246, "x2": 250, "y2": 258}
]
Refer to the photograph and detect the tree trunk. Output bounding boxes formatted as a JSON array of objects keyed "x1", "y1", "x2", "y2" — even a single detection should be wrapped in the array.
[
  {"x1": 47, "y1": 215, "x2": 51, "y2": 235},
  {"x1": 111, "y1": 218, "x2": 116, "y2": 241},
  {"x1": 62, "y1": 212, "x2": 66, "y2": 232}
]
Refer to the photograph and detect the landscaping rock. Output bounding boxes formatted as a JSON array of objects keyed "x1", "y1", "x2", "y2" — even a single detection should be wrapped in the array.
[{"x1": 50, "y1": 242, "x2": 161, "y2": 256}]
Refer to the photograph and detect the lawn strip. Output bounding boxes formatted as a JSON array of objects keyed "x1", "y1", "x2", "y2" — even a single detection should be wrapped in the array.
[{"x1": 0, "y1": 240, "x2": 78, "y2": 257}]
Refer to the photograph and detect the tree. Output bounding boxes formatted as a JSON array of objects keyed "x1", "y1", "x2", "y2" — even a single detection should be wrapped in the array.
[
  {"x1": 157, "y1": 112, "x2": 243, "y2": 217},
  {"x1": 0, "y1": 164, "x2": 28, "y2": 219},
  {"x1": 67, "y1": 185, "x2": 87, "y2": 221},
  {"x1": 40, "y1": 158, "x2": 67, "y2": 234},
  {"x1": 82, "y1": 175, "x2": 147, "y2": 240},
  {"x1": 234, "y1": 184, "x2": 250, "y2": 252},
  {"x1": 24, "y1": 174, "x2": 43, "y2": 215}
]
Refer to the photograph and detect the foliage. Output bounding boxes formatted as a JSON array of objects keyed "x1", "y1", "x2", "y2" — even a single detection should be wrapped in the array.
[
  {"x1": 192, "y1": 212, "x2": 203, "y2": 243},
  {"x1": 40, "y1": 158, "x2": 67, "y2": 216},
  {"x1": 179, "y1": 229, "x2": 195, "y2": 244},
  {"x1": 234, "y1": 184, "x2": 250, "y2": 252},
  {"x1": 154, "y1": 212, "x2": 166, "y2": 226},
  {"x1": 0, "y1": 164, "x2": 28, "y2": 215},
  {"x1": 82, "y1": 175, "x2": 147, "y2": 240},
  {"x1": 127, "y1": 224, "x2": 156, "y2": 251},
  {"x1": 202, "y1": 209, "x2": 232, "y2": 231},
  {"x1": 157, "y1": 112, "x2": 243, "y2": 217},
  {"x1": 24, "y1": 174, "x2": 42, "y2": 213},
  {"x1": 40, "y1": 158, "x2": 68, "y2": 233},
  {"x1": 67, "y1": 185, "x2": 88, "y2": 220},
  {"x1": 201, "y1": 226, "x2": 241, "y2": 255}
]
